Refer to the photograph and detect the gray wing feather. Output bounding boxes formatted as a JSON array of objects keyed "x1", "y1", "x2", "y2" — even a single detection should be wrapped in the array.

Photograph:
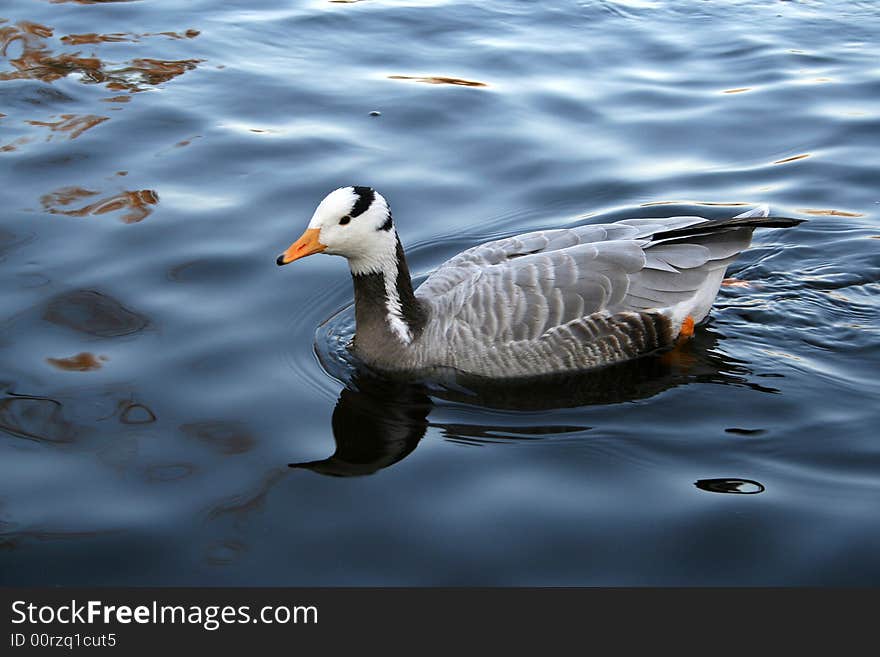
[
  {"x1": 416, "y1": 214, "x2": 757, "y2": 360},
  {"x1": 619, "y1": 228, "x2": 752, "y2": 313},
  {"x1": 417, "y1": 221, "x2": 675, "y2": 299}
]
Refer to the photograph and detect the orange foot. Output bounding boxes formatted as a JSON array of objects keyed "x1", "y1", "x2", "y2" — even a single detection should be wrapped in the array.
[{"x1": 678, "y1": 315, "x2": 695, "y2": 342}]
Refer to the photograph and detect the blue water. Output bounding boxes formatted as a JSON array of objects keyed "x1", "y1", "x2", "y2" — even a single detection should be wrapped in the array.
[{"x1": 1, "y1": 0, "x2": 879, "y2": 585}]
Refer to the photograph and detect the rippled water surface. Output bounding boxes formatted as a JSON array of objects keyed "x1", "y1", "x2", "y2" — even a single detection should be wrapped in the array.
[{"x1": 2, "y1": 0, "x2": 879, "y2": 585}]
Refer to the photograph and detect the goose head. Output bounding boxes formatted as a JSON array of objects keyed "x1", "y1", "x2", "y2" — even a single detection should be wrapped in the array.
[{"x1": 276, "y1": 186, "x2": 396, "y2": 275}]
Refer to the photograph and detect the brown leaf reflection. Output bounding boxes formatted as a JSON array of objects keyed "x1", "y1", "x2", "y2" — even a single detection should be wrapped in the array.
[
  {"x1": 27, "y1": 114, "x2": 109, "y2": 140},
  {"x1": 60, "y1": 29, "x2": 199, "y2": 45},
  {"x1": 1, "y1": 21, "x2": 102, "y2": 84},
  {"x1": 124, "y1": 58, "x2": 201, "y2": 86},
  {"x1": 0, "y1": 136, "x2": 31, "y2": 152},
  {"x1": 796, "y1": 208, "x2": 864, "y2": 217},
  {"x1": 60, "y1": 33, "x2": 132, "y2": 45},
  {"x1": 641, "y1": 200, "x2": 751, "y2": 208},
  {"x1": 773, "y1": 153, "x2": 811, "y2": 165},
  {"x1": 0, "y1": 20, "x2": 202, "y2": 93},
  {"x1": 41, "y1": 186, "x2": 159, "y2": 223},
  {"x1": 388, "y1": 74, "x2": 488, "y2": 87},
  {"x1": 46, "y1": 352, "x2": 106, "y2": 371},
  {"x1": 40, "y1": 185, "x2": 98, "y2": 207}
]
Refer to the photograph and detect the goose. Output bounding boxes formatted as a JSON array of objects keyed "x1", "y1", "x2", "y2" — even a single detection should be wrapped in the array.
[{"x1": 277, "y1": 186, "x2": 802, "y2": 379}]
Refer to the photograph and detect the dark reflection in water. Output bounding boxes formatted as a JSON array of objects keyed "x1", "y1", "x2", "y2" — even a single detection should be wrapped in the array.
[
  {"x1": 207, "y1": 468, "x2": 288, "y2": 523},
  {"x1": 43, "y1": 289, "x2": 149, "y2": 337},
  {"x1": 0, "y1": 394, "x2": 76, "y2": 443},
  {"x1": 438, "y1": 423, "x2": 588, "y2": 447},
  {"x1": 291, "y1": 377, "x2": 430, "y2": 477},
  {"x1": 119, "y1": 401, "x2": 156, "y2": 424},
  {"x1": 181, "y1": 421, "x2": 256, "y2": 455},
  {"x1": 434, "y1": 327, "x2": 778, "y2": 411},
  {"x1": 299, "y1": 327, "x2": 776, "y2": 477},
  {"x1": 0, "y1": 227, "x2": 33, "y2": 261},
  {"x1": 145, "y1": 463, "x2": 195, "y2": 483},
  {"x1": 205, "y1": 540, "x2": 246, "y2": 567},
  {"x1": 0, "y1": 528, "x2": 122, "y2": 553},
  {"x1": 724, "y1": 427, "x2": 766, "y2": 436},
  {"x1": 695, "y1": 479, "x2": 765, "y2": 495}
]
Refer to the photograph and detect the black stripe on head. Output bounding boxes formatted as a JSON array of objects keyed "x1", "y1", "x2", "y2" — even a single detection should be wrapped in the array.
[
  {"x1": 379, "y1": 213, "x2": 393, "y2": 231},
  {"x1": 349, "y1": 186, "x2": 375, "y2": 218}
]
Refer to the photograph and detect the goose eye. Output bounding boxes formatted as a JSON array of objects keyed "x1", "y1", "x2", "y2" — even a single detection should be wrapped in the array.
[{"x1": 339, "y1": 215, "x2": 351, "y2": 226}]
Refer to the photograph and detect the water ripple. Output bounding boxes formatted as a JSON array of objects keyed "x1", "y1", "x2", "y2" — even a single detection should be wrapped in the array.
[{"x1": 1, "y1": 0, "x2": 878, "y2": 586}]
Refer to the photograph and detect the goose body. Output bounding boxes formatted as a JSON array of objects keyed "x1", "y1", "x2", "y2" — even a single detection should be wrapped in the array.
[{"x1": 278, "y1": 187, "x2": 802, "y2": 379}]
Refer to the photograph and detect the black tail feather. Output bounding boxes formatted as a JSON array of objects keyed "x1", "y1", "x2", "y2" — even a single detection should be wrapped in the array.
[{"x1": 650, "y1": 216, "x2": 805, "y2": 242}]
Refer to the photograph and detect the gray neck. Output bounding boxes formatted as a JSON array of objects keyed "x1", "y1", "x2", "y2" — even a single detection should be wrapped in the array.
[{"x1": 350, "y1": 237, "x2": 427, "y2": 360}]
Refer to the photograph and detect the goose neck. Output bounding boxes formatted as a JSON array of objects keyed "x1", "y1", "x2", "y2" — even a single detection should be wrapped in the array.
[{"x1": 350, "y1": 237, "x2": 426, "y2": 349}]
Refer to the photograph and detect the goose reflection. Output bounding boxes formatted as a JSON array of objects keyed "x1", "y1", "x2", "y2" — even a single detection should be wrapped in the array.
[
  {"x1": 292, "y1": 326, "x2": 779, "y2": 477},
  {"x1": 290, "y1": 377, "x2": 431, "y2": 477}
]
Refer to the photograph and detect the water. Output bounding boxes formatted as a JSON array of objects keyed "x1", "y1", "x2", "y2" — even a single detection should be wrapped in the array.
[{"x1": 1, "y1": 0, "x2": 878, "y2": 585}]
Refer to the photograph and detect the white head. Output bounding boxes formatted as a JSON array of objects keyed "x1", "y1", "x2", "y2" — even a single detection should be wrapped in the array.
[{"x1": 276, "y1": 186, "x2": 397, "y2": 275}]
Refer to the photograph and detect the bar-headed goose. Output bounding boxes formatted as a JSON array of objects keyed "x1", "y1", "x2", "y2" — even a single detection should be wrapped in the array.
[{"x1": 277, "y1": 186, "x2": 801, "y2": 379}]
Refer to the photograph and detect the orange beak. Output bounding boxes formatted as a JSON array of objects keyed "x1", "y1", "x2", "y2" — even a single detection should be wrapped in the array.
[{"x1": 276, "y1": 228, "x2": 326, "y2": 266}]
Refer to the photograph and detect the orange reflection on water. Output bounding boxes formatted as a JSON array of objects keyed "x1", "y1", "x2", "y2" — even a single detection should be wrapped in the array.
[
  {"x1": 722, "y1": 278, "x2": 751, "y2": 288},
  {"x1": 0, "y1": 21, "x2": 103, "y2": 84},
  {"x1": 127, "y1": 57, "x2": 201, "y2": 86},
  {"x1": 1, "y1": 21, "x2": 53, "y2": 76},
  {"x1": 42, "y1": 186, "x2": 159, "y2": 223},
  {"x1": 0, "y1": 136, "x2": 31, "y2": 152},
  {"x1": 388, "y1": 74, "x2": 488, "y2": 87},
  {"x1": 641, "y1": 200, "x2": 751, "y2": 207},
  {"x1": 60, "y1": 29, "x2": 199, "y2": 45},
  {"x1": 796, "y1": 208, "x2": 864, "y2": 217},
  {"x1": 0, "y1": 20, "x2": 202, "y2": 92},
  {"x1": 60, "y1": 33, "x2": 131, "y2": 45},
  {"x1": 46, "y1": 352, "x2": 106, "y2": 371},
  {"x1": 27, "y1": 114, "x2": 109, "y2": 140},
  {"x1": 773, "y1": 153, "x2": 811, "y2": 165}
]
